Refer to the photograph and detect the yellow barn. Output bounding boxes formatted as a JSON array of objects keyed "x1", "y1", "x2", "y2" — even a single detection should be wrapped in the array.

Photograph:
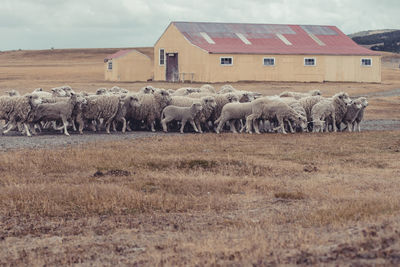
[
  {"x1": 153, "y1": 22, "x2": 381, "y2": 83},
  {"x1": 104, "y1": 48, "x2": 153, "y2": 82}
]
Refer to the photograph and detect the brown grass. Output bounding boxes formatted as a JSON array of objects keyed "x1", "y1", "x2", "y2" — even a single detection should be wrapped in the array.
[
  {"x1": 1, "y1": 132, "x2": 400, "y2": 265},
  {"x1": 0, "y1": 48, "x2": 400, "y2": 265}
]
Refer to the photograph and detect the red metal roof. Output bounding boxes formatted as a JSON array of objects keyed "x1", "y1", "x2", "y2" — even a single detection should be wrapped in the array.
[
  {"x1": 173, "y1": 22, "x2": 380, "y2": 56},
  {"x1": 104, "y1": 50, "x2": 134, "y2": 60}
]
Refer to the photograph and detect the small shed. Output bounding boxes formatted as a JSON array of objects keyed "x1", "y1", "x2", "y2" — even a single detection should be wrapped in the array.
[{"x1": 104, "y1": 48, "x2": 153, "y2": 81}]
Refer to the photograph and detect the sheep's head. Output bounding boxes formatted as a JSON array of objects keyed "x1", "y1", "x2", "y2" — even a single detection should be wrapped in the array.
[
  {"x1": 27, "y1": 94, "x2": 42, "y2": 106},
  {"x1": 310, "y1": 90, "x2": 322, "y2": 96},
  {"x1": 187, "y1": 88, "x2": 200, "y2": 94},
  {"x1": 96, "y1": 88, "x2": 107, "y2": 95},
  {"x1": 128, "y1": 95, "x2": 141, "y2": 107},
  {"x1": 6, "y1": 89, "x2": 20, "y2": 97},
  {"x1": 312, "y1": 119, "x2": 325, "y2": 132},
  {"x1": 226, "y1": 93, "x2": 239, "y2": 103},
  {"x1": 76, "y1": 94, "x2": 87, "y2": 105},
  {"x1": 158, "y1": 89, "x2": 172, "y2": 104},
  {"x1": 141, "y1": 86, "x2": 155, "y2": 94},
  {"x1": 358, "y1": 97, "x2": 368, "y2": 107},
  {"x1": 296, "y1": 115, "x2": 308, "y2": 132},
  {"x1": 191, "y1": 102, "x2": 203, "y2": 113},
  {"x1": 202, "y1": 96, "x2": 217, "y2": 109},
  {"x1": 335, "y1": 92, "x2": 352, "y2": 105},
  {"x1": 33, "y1": 88, "x2": 43, "y2": 93},
  {"x1": 51, "y1": 87, "x2": 67, "y2": 97}
]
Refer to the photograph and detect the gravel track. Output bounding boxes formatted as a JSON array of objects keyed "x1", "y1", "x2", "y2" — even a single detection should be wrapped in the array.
[{"x1": 0, "y1": 120, "x2": 399, "y2": 151}]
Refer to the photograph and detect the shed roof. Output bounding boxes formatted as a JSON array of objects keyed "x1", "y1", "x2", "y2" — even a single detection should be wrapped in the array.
[
  {"x1": 172, "y1": 22, "x2": 380, "y2": 56},
  {"x1": 104, "y1": 47, "x2": 154, "y2": 62}
]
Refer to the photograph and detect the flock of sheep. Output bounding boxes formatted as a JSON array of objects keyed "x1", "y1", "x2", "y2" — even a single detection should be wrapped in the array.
[{"x1": 0, "y1": 84, "x2": 368, "y2": 136}]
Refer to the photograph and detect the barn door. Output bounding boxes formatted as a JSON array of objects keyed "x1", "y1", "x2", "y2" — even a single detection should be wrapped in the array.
[{"x1": 166, "y1": 53, "x2": 179, "y2": 82}]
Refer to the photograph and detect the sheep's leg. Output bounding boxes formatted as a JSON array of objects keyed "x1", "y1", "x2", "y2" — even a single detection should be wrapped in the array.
[
  {"x1": 121, "y1": 118, "x2": 127, "y2": 133},
  {"x1": 245, "y1": 114, "x2": 257, "y2": 134},
  {"x1": 216, "y1": 117, "x2": 227, "y2": 134},
  {"x1": 112, "y1": 121, "x2": 117, "y2": 132},
  {"x1": 253, "y1": 119, "x2": 261, "y2": 134},
  {"x1": 357, "y1": 122, "x2": 361, "y2": 132},
  {"x1": 347, "y1": 122, "x2": 352, "y2": 132},
  {"x1": 104, "y1": 117, "x2": 115, "y2": 134},
  {"x1": 150, "y1": 121, "x2": 156, "y2": 132},
  {"x1": 161, "y1": 118, "x2": 170, "y2": 132},
  {"x1": 180, "y1": 119, "x2": 187, "y2": 134},
  {"x1": 22, "y1": 123, "x2": 32, "y2": 137},
  {"x1": 189, "y1": 119, "x2": 199, "y2": 133},
  {"x1": 72, "y1": 120, "x2": 77, "y2": 132},
  {"x1": 3, "y1": 121, "x2": 15, "y2": 135},
  {"x1": 195, "y1": 119, "x2": 203, "y2": 133},
  {"x1": 287, "y1": 120, "x2": 294, "y2": 133},
  {"x1": 229, "y1": 120, "x2": 238, "y2": 133},
  {"x1": 62, "y1": 118, "x2": 70, "y2": 136},
  {"x1": 277, "y1": 117, "x2": 286, "y2": 134}
]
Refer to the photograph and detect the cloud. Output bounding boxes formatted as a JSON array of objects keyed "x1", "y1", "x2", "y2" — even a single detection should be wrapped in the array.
[{"x1": 0, "y1": 0, "x2": 399, "y2": 50}]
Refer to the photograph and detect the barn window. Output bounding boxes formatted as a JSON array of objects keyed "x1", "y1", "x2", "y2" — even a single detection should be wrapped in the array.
[
  {"x1": 159, "y1": 48, "x2": 165, "y2": 65},
  {"x1": 361, "y1": 58, "x2": 372, "y2": 66},
  {"x1": 220, "y1": 57, "x2": 233, "y2": 66},
  {"x1": 108, "y1": 61, "x2": 112, "y2": 70},
  {"x1": 263, "y1": 57, "x2": 275, "y2": 66},
  {"x1": 304, "y1": 58, "x2": 316, "y2": 66}
]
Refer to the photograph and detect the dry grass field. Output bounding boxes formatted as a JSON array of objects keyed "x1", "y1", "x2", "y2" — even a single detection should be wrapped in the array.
[{"x1": 0, "y1": 48, "x2": 400, "y2": 265}]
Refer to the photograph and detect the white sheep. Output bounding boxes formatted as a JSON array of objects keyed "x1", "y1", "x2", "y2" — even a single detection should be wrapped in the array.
[
  {"x1": 161, "y1": 102, "x2": 203, "y2": 133},
  {"x1": 218, "y1": 84, "x2": 236, "y2": 94},
  {"x1": 245, "y1": 97, "x2": 307, "y2": 134},
  {"x1": 2, "y1": 94, "x2": 43, "y2": 137},
  {"x1": 310, "y1": 99, "x2": 337, "y2": 132},
  {"x1": 352, "y1": 97, "x2": 368, "y2": 132},
  {"x1": 280, "y1": 90, "x2": 322, "y2": 100},
  {"x1": 214, "y1": 102, "x2": 253, "y2": 133},
  {"x1": 5, "y1": 90, "x2": 20, "y2": 97},
  {"x1": 341, "y1": 97, "x2": 368, "y2": 132}
]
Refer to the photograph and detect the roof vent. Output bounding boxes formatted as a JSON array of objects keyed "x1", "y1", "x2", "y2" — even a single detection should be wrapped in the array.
[
  {"x1": 276, "y1": 33, "x2": 292, "y2": 45},
  {"x1": 235, "y1": 33, "x2": 252, "y2": 45},
  {"x1": 200, "y1": 32, "x2": 215, "y2": 44}
]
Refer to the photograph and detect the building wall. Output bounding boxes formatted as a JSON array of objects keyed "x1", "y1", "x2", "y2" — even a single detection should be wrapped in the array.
[
  {"x1": 154, "y1": 23, "x2": 209, "y2": 82},
  {"x1": 105, "y1": 50, "x2": 153, "y2": 82},
  {"x1": 154, "y1": 23, "x2": 381, "y2": 83}
]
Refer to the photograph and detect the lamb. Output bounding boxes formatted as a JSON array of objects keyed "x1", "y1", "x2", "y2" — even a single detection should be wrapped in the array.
[
  {"x1": 352, "y1": 97, "x2": 368, "y2": 132},
  {"x1": 280, "y1": 89, "x2": 322, "y2": 100},
  {"x1": 214, "y1": 102, "x2": 253, "y2": 134},
  {"x1": 2, "y1": 94, "x2": 43, "y2": 137},
  {"x1": 161, "y1": 102, "x2": 203, "y2": 133},
  {"x1": 245, "y1": 97, "x2": 307, "y2": 134},
  {"x1": 125, "y1": 89, "x2": 171, "y2": 132},
  {"x1": 210, "y1": 93, "x2": 240, "y2": 124},
  {"x1": 310, "y1": 99, "x2": 337, "y2": 132},
  {"x1": 340, "y1": 98, "x2": 364, "y2": 132},
  {"x1": 28, "y1": 94, "x2": 79, "y2": 136}
]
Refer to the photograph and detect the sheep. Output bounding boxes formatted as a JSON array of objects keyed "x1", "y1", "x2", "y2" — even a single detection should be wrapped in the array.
[
  {"x1": 210, "y1": 93, "x2": 240, "y2": 124},
  {"x1": 161, "y1": 102, "x2": 203, "y2": 133},
  {"x1": 0, "y1": 96, "x2": 15, "y2": 124},
  {"x1": 109, "y1": 86, "x2": 128, "y2": 94},
  {"x1": 28, "y1": 94, "x2": 80, "y2": 136},
  {"x1": 352, "y1": 97, "x2": 368, "y2": 132},
  {"x1": 199, "y1": 84, "x2": 216, "y2": 94},
  {"x1": 328, "y1": 92, "x2": 353, "y2": 131},
  {"x1": 169, "y1": 95, "x2": 217, "y2": 133},
  {"x1": 310, "y1": 99, "x2": 336, "y2": 132},
  {"x1": 126, "y1": 89, "x2": 171, "y2": 132},
  {"x1": 299, "y1": 95, "x2": 325, "y2": 123},
  {"x1": 96, "y1": 88, "x2": 108, "y2": 95},
  {"x1": 218, "y1": 84, "x2": 236, "y2": 94},
  {"x1": 111, "y1": 94, "x2": 141, "y2": 133},
  {"x1": 171, "y1": 87, "x2": 200, "y2": 96},
  {"x1": 79, "y1": 94, "x2": 122, "y2": 134},
  {"x1": 280, "y1": 89, "x2": 322, "y2": 100},
  {"x1": 5, "y1": 90, "x2": 20, "y2": 97},
  {"x1": 139, "y1": 85, "x2": 155, "y2": 94},
  {"x1": 31, "y1": 89, "x2": 53, "y2": 100},
  {"x1": 276, "y1": 97, "x2": 308, "y2": 132},
  {"x1": 340, "y1": 98, "x2": 364, "y2": 132},
  {"x1": 2, "y1": 94, "x2": 43, "y2": 137},
  {"x1": 245, "y1": 97, "x2": 307, "y2": 134},
  {"x1": 214, "y1": 102, "x2": 253, "y2": 134}
]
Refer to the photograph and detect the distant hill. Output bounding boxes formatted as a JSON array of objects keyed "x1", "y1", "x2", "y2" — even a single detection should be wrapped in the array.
[{"x1": 349, "y1": 30, "x2": 400, "y2": 53}]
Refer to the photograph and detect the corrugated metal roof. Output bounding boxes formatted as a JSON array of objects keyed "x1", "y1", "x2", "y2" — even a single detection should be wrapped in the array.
[
  {"x1": 104, "y1": 50, "x2": 134, "y2": 60},
  {"x1": 173, "y1": 22, "x2": 380, "y2": 55}
]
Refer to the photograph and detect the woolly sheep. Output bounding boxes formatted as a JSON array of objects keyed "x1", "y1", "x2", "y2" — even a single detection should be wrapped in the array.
[
  {"x1": 328, "y1": 92, "x2": 353, "y2": 131},
  {"x1": 125, "y1": 89, "x2": 171, "y2": 132},
  {"x1": 341, "y1": 98, "x2": 364, "y2": 132},
  {"x1": 139, "y1": 85, "x2": 156, "y2": 94},
  {"x1": 161, "y1": 102, "x2": 203, "y2": 133},
  {"x1": 310, "y1": 99, "x2": 336, "y2": 132},
  {"x1": 111, "y1": 94, "x2": 141, "y2": 133},
  {"x1": 172, "y1": 87, "x2": 200, "y2": 96},
  {"x1": 218, "y1": 84, "x2": 236, "y2": 94},
  {"x1": 28, "y1": 94, "x2": 79, "y2": 136},
  {"x1": 352, "y1": 97, "x2": 368, "y2": 132},
  {"x1": 3, "y1": 94, "x2": 43, "y2": 137},
  {"x1": 245, "y1": 97, "x2": 307, "y2": 134},
  {"x1": 199, "y1": 84, "x2": 216, "y2": 94},
  {"x1": 280, "y1": 89, "x2": 322, "y2": 100},
  {"x1": 210, "y1": 93, "x2": 240, "y2": 124},
  {"x1": 215, "y1": 102, "x2": 253, "y2": 134},
  {"x1": 109, "y1": 86, "x2": 128, "y2": 94}
]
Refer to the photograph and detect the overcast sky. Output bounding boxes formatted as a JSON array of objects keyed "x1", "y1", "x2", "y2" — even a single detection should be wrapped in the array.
[{"x1": 1, "y1": 0, "x2": 399, "y2": 51}]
